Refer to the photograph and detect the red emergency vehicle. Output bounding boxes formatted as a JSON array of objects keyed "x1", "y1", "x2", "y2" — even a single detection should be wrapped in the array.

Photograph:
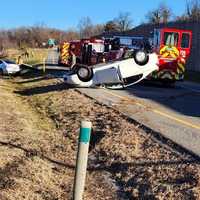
[
  {"x1": 58, "y1": 38, "x2": 105, "y2": 66},
  {"x1": 151, "y1": 28, "x2": 192, "y2": 83},
  {"x1": 102, "y1": 29, "x2": 192, "y2": 84},
  {"x1": 59, "y1": 28, "x2": 192, "y2": 84}
]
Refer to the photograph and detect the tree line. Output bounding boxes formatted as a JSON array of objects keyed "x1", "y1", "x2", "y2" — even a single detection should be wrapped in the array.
[
  {"x1": 0, "y1": 12, "x2": 133, "y2": 50},
  {"x1": 146, "y1": 0, "x2": 200, "y2": 24},
  {"x1": 0, "y1": 26, "x2": 79, "y2": 49},
  {"x1": 0, "y1": 0, "x2": 200, "y2": 50}
]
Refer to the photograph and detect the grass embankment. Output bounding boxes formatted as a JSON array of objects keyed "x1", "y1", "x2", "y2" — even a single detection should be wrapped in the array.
[
  {"x1": 0, "y1": 78, "x2": 72, "y2": 199},
  {"x1": 6, "y1": 48, "x2": 48, "y2": 65},
  {"x1": 0, "y1": 73, "x2": 200, "y2": 199}
]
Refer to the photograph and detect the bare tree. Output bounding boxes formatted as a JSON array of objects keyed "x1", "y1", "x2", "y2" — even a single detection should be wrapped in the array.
[
  {"x1": 78, "y1": 17, "x2": 104, "y2": 38},
  {"x1": 78, "y1": 17, "x2": 94, "y2": 38},
  {"x1": 160, "y1": 3, "x2": 172, "y2": 23},
  {"x1": 146, "y1": 2, "x2": 172, "y2": 24},
  {"x1": 114, "y1": 12, "x2": 133, "y2": 32},
  {"x1": 187, "y1": 0, "x2": 200, "y2": 21},
  {"x1": 92, "y1": 24, "x2": 105, "y2": 36},
  {"x1": 104, "y1": 20, "x2": 118, "y2": 32},
  {"x1": 0, "y1": 25, "x2": 80, "y2": 49},
  {"x1": 146, "y1": 9, "x2": 162, "y2": 24},
  {"x1": 176, "y1": 0, "x2": 200, "y2": 21},
  {"x1": 61, "y1": 29, "x2": 79, "y2": 42}
]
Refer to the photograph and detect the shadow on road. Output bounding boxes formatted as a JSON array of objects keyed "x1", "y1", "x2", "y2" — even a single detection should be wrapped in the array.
[{"x1": 126, "y1": 80, "x2": 200, "y2": 117}]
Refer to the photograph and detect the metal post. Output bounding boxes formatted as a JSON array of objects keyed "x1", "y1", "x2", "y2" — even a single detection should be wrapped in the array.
[
  {"x1": 73, "y1": 121, "x2": 92, "y2": 200},
  {"x1": 43, "y1": 58, "x2": 46, "y2": 73}
]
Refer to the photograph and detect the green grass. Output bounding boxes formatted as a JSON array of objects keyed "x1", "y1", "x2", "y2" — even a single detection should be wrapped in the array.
[{"x1": 185, "y1": 70, "x2": 200, "y2": 84}]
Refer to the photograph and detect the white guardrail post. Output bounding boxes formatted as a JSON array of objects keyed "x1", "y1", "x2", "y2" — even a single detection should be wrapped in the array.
[
  {"x1": 73, "y1": 121, "x2": 92, "y2": 200},
  {"x1": 43, "y1": 57, "x2": 46, "y2": 73}
]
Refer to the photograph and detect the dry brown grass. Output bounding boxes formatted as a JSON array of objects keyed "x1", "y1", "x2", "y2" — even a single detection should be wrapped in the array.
[
  {"x1": 24, "y1": 49, "x2": 48, "y2": 65},
  {"x1": 0, "y1": 79, "x2": 74, "y2": 199},
  {"x1": 6, "y1": 48, "x2": 48, "y2": 65},
  {"x1": 0, "y1": 76, "x2": 200, "y2": 199}
]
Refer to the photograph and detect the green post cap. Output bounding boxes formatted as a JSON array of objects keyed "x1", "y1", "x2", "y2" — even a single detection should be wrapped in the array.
[{"x1": 79, "y1": 127, "x2": 91, "y2": 143}]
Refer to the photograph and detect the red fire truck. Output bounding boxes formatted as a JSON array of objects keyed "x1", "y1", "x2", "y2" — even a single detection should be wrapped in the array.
[
  {"x1": 58, "y1": 38, "x2": 105, "y2": 66},
  {"x1": 151, "y1": 28, "x2": 192, "y2": 83},
  {"x1": 102, "y1": 29, "x2": 192, "y2": 84}
]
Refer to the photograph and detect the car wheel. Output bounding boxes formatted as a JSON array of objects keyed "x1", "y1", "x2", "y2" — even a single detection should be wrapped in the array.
[
  {"x1": 134, "y1": 50, "x2": 149, "y2": 66},
  {"x1": 76, "y1": 65, "x2": 93, "y2": 82}
]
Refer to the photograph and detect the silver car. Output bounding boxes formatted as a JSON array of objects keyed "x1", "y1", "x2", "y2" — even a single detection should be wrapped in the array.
[{"x1": 0, "y1": 60, "x2": 20, "y2": 75}]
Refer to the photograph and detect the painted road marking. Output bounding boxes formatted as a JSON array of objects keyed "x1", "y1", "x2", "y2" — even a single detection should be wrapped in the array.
[
  {"x1": 180, "y1": 85, "x2": 200, "y2": 94},
  {"x1": 103, "y1": 89, "x2": 200, "y2": 131}
]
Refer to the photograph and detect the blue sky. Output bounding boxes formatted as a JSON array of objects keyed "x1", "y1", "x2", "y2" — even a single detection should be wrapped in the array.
[{"x1": 0, "y1": 0, "x2": 186, "y2": 30}]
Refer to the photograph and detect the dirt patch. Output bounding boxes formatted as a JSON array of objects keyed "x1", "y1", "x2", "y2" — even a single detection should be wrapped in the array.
[{"x1": 0, "y1": 77, "x2": 200, "y2": 199}]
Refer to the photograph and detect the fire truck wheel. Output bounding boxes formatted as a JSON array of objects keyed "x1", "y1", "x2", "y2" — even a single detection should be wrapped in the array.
[
  {"x1": 76, "y1": 65, "x2": 93, "y2": 82},
  {"x1": 134, "y1": 50, "x2": 149, "y2": 66},
  {"x1": 162, "y1": 80, "x2": 175, "y2": 88}
]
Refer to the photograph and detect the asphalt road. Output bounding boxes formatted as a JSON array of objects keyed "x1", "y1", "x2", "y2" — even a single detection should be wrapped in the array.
[
  {"x1": 47, "y1": 49, "x2": 200, "y2": 157},
  {"x1": 77, "y1": 83, "x2": 200, "y2": 156},
  {"x1": 46, "y1": 47, "x2": 59, "y2": 65}
]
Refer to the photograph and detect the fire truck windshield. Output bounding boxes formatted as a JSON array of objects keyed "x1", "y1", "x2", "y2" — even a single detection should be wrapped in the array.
[
  {"x1": 181, "y1": 33, "x2": 190, "y2": 48},
  {"x1": 164, "y1": 32, "x2": 179, "y2": 47}
]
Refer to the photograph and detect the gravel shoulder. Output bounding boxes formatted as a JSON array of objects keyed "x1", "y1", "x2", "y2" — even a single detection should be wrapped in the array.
[{"x1": 0, "y1": 75, "x2": 200, "y2": 199}]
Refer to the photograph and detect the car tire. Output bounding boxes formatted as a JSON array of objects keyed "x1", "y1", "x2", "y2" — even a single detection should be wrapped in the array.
[
  {"x1": 76, "y1": 65, "x2": 93, "y2": 82},
  {"x1": 134, "y1": 50, "x2": 149, "y2": 66}
]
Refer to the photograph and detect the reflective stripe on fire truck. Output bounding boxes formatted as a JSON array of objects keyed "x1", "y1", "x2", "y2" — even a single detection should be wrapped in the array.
[
  {"x1": 61, "y1": 42, "x2": 70, "y2": 62},
  {"x1": 159, "y1": 46, "x2": 186, "y2": 81},
  {"x1": 177, "y1": 62, "x2": 185, "y2": 73},
  {"x1": 158, "y1": 70, "x2": 174, "y2": 80},
  {"x1": 160, "y1": 46, "x2": 180, "y2": 58},
  {"x1": 178, "y1": 58, "x2": 185, "y2": 72},
  {"x1": 176, "y1": 60, "x2": 185, "y2": 80}
]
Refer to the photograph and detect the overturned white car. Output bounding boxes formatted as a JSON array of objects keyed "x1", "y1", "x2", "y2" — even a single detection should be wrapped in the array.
[{"x1": 63, "y1": 50, "x2": 159, "y2": 89}]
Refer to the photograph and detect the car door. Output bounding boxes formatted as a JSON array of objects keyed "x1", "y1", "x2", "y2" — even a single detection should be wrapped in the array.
[{"x1": 180, "y1": 31, "x2": 192, "y2": 59}]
